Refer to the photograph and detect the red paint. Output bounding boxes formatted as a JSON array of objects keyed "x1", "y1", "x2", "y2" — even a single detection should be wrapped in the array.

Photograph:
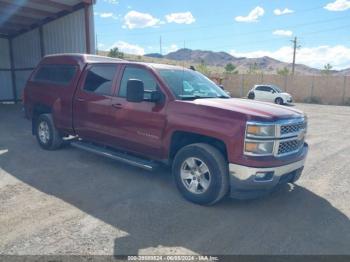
[{"x1": 24, "y1": 54, "x2": 307, "y2": 167}]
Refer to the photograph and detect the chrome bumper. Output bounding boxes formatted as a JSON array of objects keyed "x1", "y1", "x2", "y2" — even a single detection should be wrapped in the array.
[{"x1": 228, "y1": 158, "x2": 306, "y2": 199}]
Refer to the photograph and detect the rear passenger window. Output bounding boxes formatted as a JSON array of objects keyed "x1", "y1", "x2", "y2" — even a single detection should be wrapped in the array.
[
  {"x1": 33, "y1": 64, "x2": 77, "y2": 86},
  {"x1": 83, "y1": 65, "x2": 117, "y2": 95},
  {"x1": 256, "y1": 86, "x2": 271, "y2": 92},
  {"x1": 119, "y1": 67, "x2": 157, "y2": 98}
]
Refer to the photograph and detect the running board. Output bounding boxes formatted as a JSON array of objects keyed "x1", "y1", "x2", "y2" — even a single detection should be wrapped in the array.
[{"x1": 70, "y1": 141, "x2": 158, "y2": 171}]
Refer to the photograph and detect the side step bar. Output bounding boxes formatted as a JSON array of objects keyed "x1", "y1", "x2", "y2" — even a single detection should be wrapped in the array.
[{"x1": 71, "y1": 141, "x2": 158, "y2": 171}]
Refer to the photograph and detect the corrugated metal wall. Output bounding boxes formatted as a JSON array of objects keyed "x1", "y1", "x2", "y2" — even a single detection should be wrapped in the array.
[
  {"x1": 43, "y1": 9, "x2": 86, "y2": 54},
  {"x1": 0, "y1": 6, "x2": 95, "y2": 102},
  {"x1": 0, "y1": 38, "x2": 10, "y2": 68},
  {"x1": 0, "y1": 38, "x2": 13, "y2": 101},
  {"x1": 12, "y1": 29, "x2": 41, "y2": 69}
]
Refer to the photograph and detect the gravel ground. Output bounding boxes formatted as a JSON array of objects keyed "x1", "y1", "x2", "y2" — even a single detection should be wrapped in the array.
[{"x1": 0, "y1": 103, "x2": 349, "y2": 255}]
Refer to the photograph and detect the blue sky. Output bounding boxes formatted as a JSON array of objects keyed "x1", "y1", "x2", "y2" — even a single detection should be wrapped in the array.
[{"x1": 94, "y1": 0, "x2": 350, "y2": 69}]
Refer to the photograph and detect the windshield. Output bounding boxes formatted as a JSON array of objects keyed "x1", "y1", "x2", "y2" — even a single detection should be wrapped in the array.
[
  {"x1": 157, "y1": 68, "x2": 230, "y2": 100},
  {"x1": 272, "y1": 85, "x2": 283, "y2": 93}
]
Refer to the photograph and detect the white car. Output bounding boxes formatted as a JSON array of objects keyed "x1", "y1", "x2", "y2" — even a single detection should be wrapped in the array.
[{"x1": 247, "y1": 84, "x2": 293, "y2": 105}]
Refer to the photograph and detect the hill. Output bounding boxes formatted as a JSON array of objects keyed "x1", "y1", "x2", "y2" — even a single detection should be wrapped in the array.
[{"x1": 145, "y1": 48, "x2": 349, "y2": 75}]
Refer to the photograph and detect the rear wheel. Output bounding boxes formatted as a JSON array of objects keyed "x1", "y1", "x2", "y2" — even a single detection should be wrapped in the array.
[
  {"x1": 248, "y1": 92, "x2": 255, "y2": 99},
  {"x1": 172, "y1": 143, "x2": 229, "y2": 205},
  {"x1": 275, "y1": 97, "x2": 284, "y2": 105},
  {"x1": 35, "y1": 114, "x2": 63, "y2": 150}
]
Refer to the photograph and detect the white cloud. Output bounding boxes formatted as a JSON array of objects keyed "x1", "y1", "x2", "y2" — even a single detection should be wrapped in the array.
[
  {"x1": 324, "y1": 0, "x2": 350, "y2": 11},
  {"x1": 103, "y1": 0, "x2": 118, "y2": 4},
  {"x1": 94, "y1": 12, "x2": 118, "y2": 19},
  {"x1": 123, "y1": 11, "x2": 160, "y2": 29},
  {"x1": 165, "y1": 44, "x2": 178, "y2": 53},
  {"x1": 100, "y1": 12, "x2": 113, "y2": 18},
  {"x1": 111, "y1": 41, "x2": 145, "y2": 55},
  {"x1": 273, "y1": 8, "x2": 294, "y2": 15},
  {"x1": 97, "y1": 43, "x2": 105, "y2": 48},
  {"x1": 165, "y1": 12, "x2": 195, "y2": 24},
  {"x1": 273, "y1": 30, "x2": 293, "y2": 37},
  {"x1": 235, "y1": 6, "x2": 264, "y2": 23},
  {"x1": 230, "y1": 45, "x2": 350, "y2": 69}
]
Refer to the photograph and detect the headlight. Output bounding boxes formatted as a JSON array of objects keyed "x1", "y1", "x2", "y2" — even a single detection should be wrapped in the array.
[
  {"x1": 246, "y1": 124, "x2": 275, "y2": 137},
  {"x1": 245, "y1": 141, "x2": 274, "y2": 155}
]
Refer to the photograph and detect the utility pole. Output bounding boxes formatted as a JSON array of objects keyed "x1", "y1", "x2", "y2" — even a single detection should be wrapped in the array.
[
  {"x1": 95, "y1": 34, "x2": 98, "y2": 55},
  {"x1": 291, "y1": 36, "x2": 300, "y2": 75},
  {"x1": 159, "y1": 36, "x2": 162, "y2": 55}
]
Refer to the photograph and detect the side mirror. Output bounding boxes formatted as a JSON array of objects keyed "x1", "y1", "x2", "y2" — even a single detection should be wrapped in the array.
[
  {"x1": 150, "y1": 90, "x2": 163, "y2": 103},
  {"x1": 225, "y1": 90, "x2": 231, "y2": 96},
  {"x1": 126, "y1": 79, "x2": 144, "y2": 103}
]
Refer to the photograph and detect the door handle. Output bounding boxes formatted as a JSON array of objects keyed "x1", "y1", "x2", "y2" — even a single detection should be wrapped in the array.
[
  {"x1": 76, "y1": 98, "x2": 85, "y2": 102},
  {"x1": 112, "y1": 103, "x2": 123, "y2": 109}
]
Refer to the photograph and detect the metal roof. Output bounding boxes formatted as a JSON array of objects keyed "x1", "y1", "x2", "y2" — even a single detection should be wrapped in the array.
[
  {"x1": 0, "y1": 0, "x2": 94, "y2": 38},
  {"x1": 41, "y1": 53, "x2": 188, "y2": 71}
]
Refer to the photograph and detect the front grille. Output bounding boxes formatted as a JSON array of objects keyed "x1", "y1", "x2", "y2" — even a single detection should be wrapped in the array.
[
  {"x1": 280, "y1": 122, "x2": 305, "y2": 135},
  {"x1": 278, "y1": 139, "x2": 304, "y2": 155}
]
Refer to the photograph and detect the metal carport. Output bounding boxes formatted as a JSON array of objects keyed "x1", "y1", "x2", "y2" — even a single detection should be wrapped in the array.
[{"x1": 0, "y1": 0, "x2": 96, "y2": 102}]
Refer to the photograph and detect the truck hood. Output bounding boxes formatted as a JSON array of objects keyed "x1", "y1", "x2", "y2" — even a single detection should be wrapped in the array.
[{"x1": 188, "y1": 98, "x2": 304, "y2": 121}]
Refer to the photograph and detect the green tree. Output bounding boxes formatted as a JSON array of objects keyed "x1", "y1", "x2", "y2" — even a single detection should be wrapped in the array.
[
  {"x1": 224, "y1": 63, "x2": 238, "y2": 74},
  {"x1": 108, "y1": 47, "x2": 124, "y2": 59},
  {"x1": 225, "y1": 63, "x2": 238, "y2": 74},
  {"x1": 276, "y1": 67, "x2": 290, "y2": 76},
  {"x1": 248, "y1": 62, "x2": 259, "y2": 74},
  {"x1": 322, "y1": 63, "x2": 333, "y2": 75},
  {"x1": 197, "y1": 59, "x2": 210, "y2": 76}
]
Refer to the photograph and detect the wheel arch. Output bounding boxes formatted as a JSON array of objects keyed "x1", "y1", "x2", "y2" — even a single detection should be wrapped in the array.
[
  {"x1": 31, "y1": 103, "x2": 52, "y2": 135},
  {"x1": 168, "y1": 130, "x2": 228, "y2": 163}
]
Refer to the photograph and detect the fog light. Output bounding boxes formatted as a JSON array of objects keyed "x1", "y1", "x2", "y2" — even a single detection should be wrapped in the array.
[{"x1": 254, "y1": 171, "x2": 274, "y2": 182}]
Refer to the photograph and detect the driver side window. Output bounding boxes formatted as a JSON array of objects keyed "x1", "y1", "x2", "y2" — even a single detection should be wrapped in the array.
[{"x1": 119, "y1": 67, "x2": 158, "y2": 98}]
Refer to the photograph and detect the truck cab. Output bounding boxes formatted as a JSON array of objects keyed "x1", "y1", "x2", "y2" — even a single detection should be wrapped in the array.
[{"x1": 24, "y1": 54, "x2": 308, "y2": 205}]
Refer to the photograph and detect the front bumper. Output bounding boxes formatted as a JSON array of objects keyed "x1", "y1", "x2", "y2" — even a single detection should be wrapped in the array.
[{"x1": 229, "y1": 154, "x2": 306, "y2": 199}]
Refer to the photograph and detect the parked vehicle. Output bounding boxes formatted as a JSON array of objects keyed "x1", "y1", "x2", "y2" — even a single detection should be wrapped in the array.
[
  {"x1": 247, "y1": 84, "x2": 293, "y2": 105},
  {"x1": 23, "y1": 54, "x2": 308, "y2": 205}
]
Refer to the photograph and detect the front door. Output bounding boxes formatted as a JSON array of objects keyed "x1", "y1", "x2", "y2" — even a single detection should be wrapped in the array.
[{"x1": 109, "y1": 65, "x2": 167, "y2": 159}]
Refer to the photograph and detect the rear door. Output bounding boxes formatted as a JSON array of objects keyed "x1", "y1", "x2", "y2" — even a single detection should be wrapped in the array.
[
  {"x1": 109, "y1": 65, "x2": 168, "y2": 159},
  {"x1": 253, "y1": 86, "x2": 265, "y2": 100},
  {"x1": 73, "y1": 63, "x2": 120, "y2": 145},
  {"x1": 255, "y1": 86, "x2": 272, "y2": 101}
]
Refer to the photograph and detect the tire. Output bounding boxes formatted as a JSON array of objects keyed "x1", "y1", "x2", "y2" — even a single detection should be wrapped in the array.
[
  {"x1": 275, "y1": 97, "x2": 284, "y2": 105},
  {"x1": 172, "y1": 143, "x2": 229, "y2": 205},
  {"x1": 35, "y1": 114, "x2": 63, "y2": 150},
  {"x1": 248, "y1": 92, "x2": 255, "y2": 99}
]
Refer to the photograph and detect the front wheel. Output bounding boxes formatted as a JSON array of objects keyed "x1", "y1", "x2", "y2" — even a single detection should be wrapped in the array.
[
  {"x1": 275, "y1": 97, "x2": 284, "y2": 105},
  {"x1": 172, "y1": 143, "x2": 229, "y2": 205}
]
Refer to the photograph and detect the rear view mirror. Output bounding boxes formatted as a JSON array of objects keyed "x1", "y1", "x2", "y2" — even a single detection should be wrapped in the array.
[{"x1": 126, "y1": 79, "x2": 144, "y2": 103}]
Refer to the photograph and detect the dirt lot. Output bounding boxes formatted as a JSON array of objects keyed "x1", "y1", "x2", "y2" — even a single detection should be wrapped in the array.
[{"x1": 0, "y1": 103, "x2": 350, "y2": 255}]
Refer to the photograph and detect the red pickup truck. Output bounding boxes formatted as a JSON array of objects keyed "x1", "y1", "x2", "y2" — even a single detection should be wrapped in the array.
[{"x1": 23, "y1": 54, "x2": 308, "y2": 205}]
